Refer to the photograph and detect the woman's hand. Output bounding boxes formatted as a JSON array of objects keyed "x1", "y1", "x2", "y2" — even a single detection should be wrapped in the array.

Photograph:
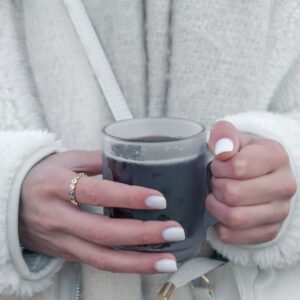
[
  {"x1": 207, "y1": 121, "x2": 297, "y2": 244},
  {"x1": 20, "y1": 151, "x2": 184, "y2": 274}
]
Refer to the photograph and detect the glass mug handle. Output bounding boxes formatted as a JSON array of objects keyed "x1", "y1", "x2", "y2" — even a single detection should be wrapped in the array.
[{"x1": 204, "y1": 146, "x2": 218, "y2": 229}]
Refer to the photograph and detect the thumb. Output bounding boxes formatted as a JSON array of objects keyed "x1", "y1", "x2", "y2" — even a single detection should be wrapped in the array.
[
  {"x1": 69, "y1": 150, "x2": 102, "y2": 175},
  {"x1": 47, "y1": 150, "x2": 102, "y2": 175},
  {"x1": 208, "y1": 121, "x2": 240, "y2": 161}
]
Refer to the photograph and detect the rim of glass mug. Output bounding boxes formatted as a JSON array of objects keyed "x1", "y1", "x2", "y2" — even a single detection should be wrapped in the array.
[{"x1": 102, "y1": 117, "x2": 206, "y2": 143}]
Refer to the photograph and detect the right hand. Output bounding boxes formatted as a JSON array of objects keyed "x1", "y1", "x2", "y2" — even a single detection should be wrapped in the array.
[{"x1": 19, "y1": 150, "x2": 183, "y2": 274}]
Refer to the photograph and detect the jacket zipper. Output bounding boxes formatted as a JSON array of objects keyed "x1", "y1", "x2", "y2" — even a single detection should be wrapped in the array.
[
  {"x1": 54, "y1": 262, "x2": 82, "y2": 300},
  {"x1": 71, "y1": 263, "x2": 82, "y2": 300},
  {"x1": 74, "y1": 268, "x2": 82, "y2": 300}
]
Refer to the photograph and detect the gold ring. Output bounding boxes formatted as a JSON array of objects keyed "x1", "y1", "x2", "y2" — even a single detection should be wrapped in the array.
[{"x1": 68, "y1": 173, "x2": 87, "y2": 206}]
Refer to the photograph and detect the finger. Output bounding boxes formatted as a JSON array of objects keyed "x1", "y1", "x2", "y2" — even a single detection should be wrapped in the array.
[
  {"x1": 211, "y1": 169, "x2": 296, "y2": 206},
  {"x1": 210, "y1": 141, "x2": 290, "y2": 180},
  {"x1": 20, "y1": 230, "x2": 78, "y2": 262},
  {"x1": 58, "y1": 207, "x2": 184, "y2": 246},
  {"x1": 22, "y1": 227, "x2": 177, "y2": 272},
  {"x1": 205, "y1": 193, "x2": 290, "y2": 230},
  {"x1": 62, "y1": 234, "x2": 177, "y2": 274},
  {"x1": 208, "y1": 121, "x2": 243, "y2": 161},
  {"x1": 46, "y1": 150, "x2": 102, "y2": 175},
  {"x1": 214, "y1": 223, "x2": 281, "y2": 244},
  {"x1": 70, "y1": 150, "x2": 102, "y2": 175},
  {"x1": 65, "y1": 175, "x2": 166, "y2": 210}
]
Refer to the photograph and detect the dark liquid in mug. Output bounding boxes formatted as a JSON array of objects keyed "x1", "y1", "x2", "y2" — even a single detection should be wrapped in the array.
[{"x1": 103, "y1": 136, "x2": 207, "y2": 255}]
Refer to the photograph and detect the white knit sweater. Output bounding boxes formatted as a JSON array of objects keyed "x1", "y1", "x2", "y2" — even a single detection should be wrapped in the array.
[{"x1": 1, "y1": 0, "x2": 300, "y2": 299}]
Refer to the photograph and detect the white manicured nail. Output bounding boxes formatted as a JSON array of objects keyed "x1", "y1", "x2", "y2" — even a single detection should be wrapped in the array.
[
  {"x1": 215, "y1": 138, "x2": 234, "y2": 155},
  {"x1": 162, "y1": 227, "x2": 185, "y2": 242},
  {"x1": 155, "y1": 259, "x2": 177, "y2": 273},
  {"x1": 145, "y1": 196, "x2": 167, "y2": 209}
]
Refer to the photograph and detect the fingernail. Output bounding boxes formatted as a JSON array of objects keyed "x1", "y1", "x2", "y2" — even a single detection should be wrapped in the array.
[
  {"x1": 155, "y1": 259, "x2": 177, "y2": 273},
  {"x1": 145, "y1": 196, "x2": 167, "y2": 209},
  {"x1": 162, "y1": 227, "x2": 185, "y2": 242},
  {"x1": 215, "y1": 138, "x2": 234, "y2": 155}
]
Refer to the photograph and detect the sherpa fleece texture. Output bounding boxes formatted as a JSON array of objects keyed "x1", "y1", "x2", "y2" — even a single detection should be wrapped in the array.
[
  {"x1": 0, "y1": 1, "x2": 63, "y2": 297},
  {"x1": 0, "y1": 132, "x2": 63, "y2": 297}
]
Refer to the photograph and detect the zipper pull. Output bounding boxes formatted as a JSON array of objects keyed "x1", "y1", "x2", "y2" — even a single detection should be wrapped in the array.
[{"x1": 156, "y1": 282, "x2": 175, "y2": 300}]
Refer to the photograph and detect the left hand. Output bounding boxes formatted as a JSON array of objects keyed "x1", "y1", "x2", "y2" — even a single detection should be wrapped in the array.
[{"x1": 206, "y1": 121, "x2": 297, "y2": 244}]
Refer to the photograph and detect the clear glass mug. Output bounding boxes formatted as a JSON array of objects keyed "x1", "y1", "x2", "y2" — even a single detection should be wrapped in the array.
[{"x1": 102, "y1": 118, "x2": 209, "y2": 262}]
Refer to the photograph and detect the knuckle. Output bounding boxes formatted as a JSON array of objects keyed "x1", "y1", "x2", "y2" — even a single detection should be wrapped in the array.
[
  {"x1": 278, "y1": 203, "x2": 290, "y2": 221},
  {"x1": 222, "y1": 181, "x2": 240, "y2": 206},
  {"x1": 25, "y1": 169, "x2": 62, "y2": 199},
  {"x1": 32, "y1": 202, "x2": 62, "y2": 232},
  {"x1": 226, "y1": 208, "x2": 243, "y2": 229},
  {"x1": 231, "y1": 157, "x2": 248, "y2": 179},
  {"x1": 285, "y1": 175, "x2": 297, "y2": 198},
  {"x1": 38, "y1": 215, "x2": 60, "y2": 232},
  {"x1": 272, "y1": 141, "x2": 289, "y2": 164},
  {"x1": 88, "y1": 254, "x2": 105, "y2": 270},
  {"x1": 124, "y1": 188, "x2": 138, "y2": 208},
  {"x1": 210, "y1": 177, "x2": 217, "y2": 190},
  {"x1": 90, "y1": 226, "x2": 112, "y2": 245},
  {"x1": 33, "y1": 171, "x2": 50, "y2": 186},
  {"x1": 279, "y1": 150, "x2": 289, "y2": 165},
  {"x1": 30, "y1": 178, "x2": 53, "y2": 198},
  {"x1": 262, "y1": 226, "x2": 279, "y2": 242},
  {"x1": 41, "y1": 182, "x2": 58, "y2": 198},
  {"x1": 205, "y1": 193, "x2": 215, "y2": 211},
  {"x1": 138, "y1": 222, "x2": 153, "y2": 245},
  {"x1": 95, "y1": 259, "x2": 108, "y2": 271}
]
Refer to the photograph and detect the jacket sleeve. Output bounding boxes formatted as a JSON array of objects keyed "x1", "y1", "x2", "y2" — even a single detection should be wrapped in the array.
[
  {"x1": 206, "y1": 3, "x2": 300, "y2": 269},
  {"x1": 0, "y1": 131, "x2": 65, "y2": 297},
  {"x1": 0, "y1": 1, "x2": 64, "y2": 296},
  {"x1": 206, "y1": 58, "x2": 300, "y2": 269}
]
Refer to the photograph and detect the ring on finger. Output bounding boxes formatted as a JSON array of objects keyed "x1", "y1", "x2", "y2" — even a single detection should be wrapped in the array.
[{"x1": 68, "y1": 173, "x2": 87, "y2": 206}]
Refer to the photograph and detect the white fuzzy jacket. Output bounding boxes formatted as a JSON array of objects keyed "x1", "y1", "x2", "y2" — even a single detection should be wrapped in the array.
[{"x1": 1, "y1": 0, "x2": 300, "y2": 299}]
